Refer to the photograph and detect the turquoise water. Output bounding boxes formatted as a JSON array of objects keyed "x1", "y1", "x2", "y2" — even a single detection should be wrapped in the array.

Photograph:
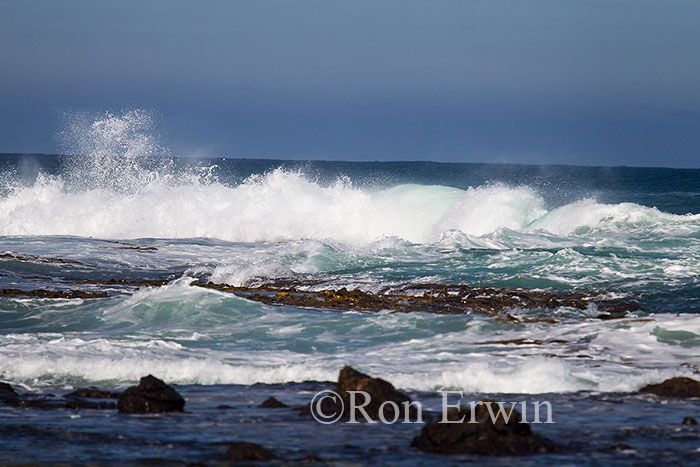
[
  {"x1": 0, "y1": 112, "x2": 699, "y2": 464},
  {"x1": 1, "y1": 150, "x2": 699, "y2": 392}
]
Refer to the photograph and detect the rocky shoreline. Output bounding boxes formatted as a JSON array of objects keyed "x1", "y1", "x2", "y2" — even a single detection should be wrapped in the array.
[{"x1": 1, "y1": 368, "x2": 698, "y2": 464}]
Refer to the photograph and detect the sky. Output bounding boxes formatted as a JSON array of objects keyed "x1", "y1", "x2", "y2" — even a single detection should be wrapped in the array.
[{"x1": 1, "y1": 0, "x2": 699, "y2": 167}]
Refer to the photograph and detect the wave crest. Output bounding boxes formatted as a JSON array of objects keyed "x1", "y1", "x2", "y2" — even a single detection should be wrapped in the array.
[
  {"x1": 1, "y1": 167, "x2": 698, "y2": 245},
  {"x1": 1, "y1": 109, "x2": 697, "y2": 245}
]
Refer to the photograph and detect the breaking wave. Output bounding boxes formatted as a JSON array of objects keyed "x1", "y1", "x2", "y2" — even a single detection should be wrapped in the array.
[
  {"x1": 0, "y1": 109, "x2": 698, "y2": 245},
  {"x1": 1, "y1": 167, "x2": 698, "y2": 246}
]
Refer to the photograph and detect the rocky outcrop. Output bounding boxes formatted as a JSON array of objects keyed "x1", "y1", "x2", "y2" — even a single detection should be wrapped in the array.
[
  {"x1": 411, "y1": 400, "x2": 558, "y2": 456},
  {"x1": 640, "y1": 377, "x2": 700, "y2": 398},
  {"x1": 682, "y1": 416, "x2": 698, "y2": 425},
  {"x1": 301, "y1": 366, "x2": 416, "y2": 422},
  {"x1": 117, "y1": 375, "x2": 185, "y2": 413},
  {"x1": 336, "y1": 366, "x2": 414, "y2": 421},
  {"x1": 259, "y1": 396, "x2": 289, "y2": 408},
  {"x1": 224, "y1": 442, "x2": 274, "y2": 461},
  {"x1": 0, "y1": 288, "x2": 108, "y2": 299},
  {"x1": 193, "y1": 281, "x2": 639, "y2": 320}
]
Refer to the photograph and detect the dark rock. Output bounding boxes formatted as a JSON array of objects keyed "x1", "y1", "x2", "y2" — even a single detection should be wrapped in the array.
[
  {"x1": 192, "y1": 281, "x2": 639, "y2": 319},
  {"x1": 65, "y1": 388, "x2": 120, "y2": 399},
  {"x1": 215, "y1": 404, "x2": 233, "y2": 410},
  {"x1": 411, "y1": 400, "x2": 558, "y2": 456},
  {"x1": 639, "y1": 377, "x2": 700, "y2": 398},
  {"x1": 0, "y1": 288, "x2": 108, "y2": 299},
  {"x1": 64, "y1": 399, "x2": 116, "y2": 410},
  {"x1": 117, "y1": 375, "x2": 185, "y2": 414},
  {"x1": 0, "y1": 252, "x2": 85, "y2": 265},
  {"x1": 683, "y1": 416, "x2": 698, "y2": 425},
  {"x1": 337, "y1": 365, "x2": 414, "y2": 421},
  {"x1": 259, "y1": 396, "x2": 289, "y2": 408},
  {"x1": 224, "y1": 442, "x2": 274, "y2": 461},
  {"x1": 298, "y1": 366, "x2": 417, "y2": 422},
  {"x1": 0, "y1": 382, "x2": 19, "y2": 406},
  {"x1": 19, "y1": 397, "x2": 65, "y2": 409},
  {"x1": 115, "y1": 246, "x2": 158, "y2": 251},
  {"x1": 0, "y1": 384, "x2": 116, "y2": 410}
]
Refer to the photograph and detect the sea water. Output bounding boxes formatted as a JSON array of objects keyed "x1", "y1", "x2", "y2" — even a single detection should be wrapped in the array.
[{"x1": 0, "y1": 110, "x2": 698, "y2": 464}]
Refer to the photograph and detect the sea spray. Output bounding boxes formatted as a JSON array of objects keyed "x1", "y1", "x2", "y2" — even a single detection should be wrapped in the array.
[
  {"x1": 59, "y1": 109, "x2": 173, "y2": 194},
  {"x1": 1, "y1": 110, "x2": 698, "y2": 246}
]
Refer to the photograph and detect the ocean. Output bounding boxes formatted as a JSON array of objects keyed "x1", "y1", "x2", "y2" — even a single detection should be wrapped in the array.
[{"x1": 0, "y1": 112, "x2": 698, "y2": 464}]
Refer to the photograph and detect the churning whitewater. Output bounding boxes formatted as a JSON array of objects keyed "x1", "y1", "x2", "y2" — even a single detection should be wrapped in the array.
[
  {"x1": 2, "y1": 164, "x2": 699, "y2": 245},
  {"x1": 1, "y1": 110, "x2": 699, "y2": 396}
]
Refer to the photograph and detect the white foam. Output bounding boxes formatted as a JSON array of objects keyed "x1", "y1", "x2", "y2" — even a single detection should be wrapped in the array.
[
  {"x1": 209, "y1": 260, "x2": 296, "y2": 287},
  {"x1": 531, "y1": 198, "x2": 700, "y2": 236},
  {"x1": 3, "y1": 168, "x2": 697, "y2": 247},
  {"x1": 2, "y1": 285, "x2": 699, "y2": 393},
  {"x1": 3, "y1": 109, "x2": 698, "y2": 247}
]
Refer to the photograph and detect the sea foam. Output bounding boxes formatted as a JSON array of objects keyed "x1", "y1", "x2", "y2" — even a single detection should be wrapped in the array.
[
  {"x1": 1, "y1": 166, "x2": 698, "y2": 246},
  {"x1": 2, "y1": 109, "x2": 698, "y2": 246}
]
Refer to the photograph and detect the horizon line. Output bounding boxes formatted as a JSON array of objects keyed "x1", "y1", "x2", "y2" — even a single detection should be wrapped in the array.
[{"x1": 1, "y1": 152, "x2": 698, "y2": 171}]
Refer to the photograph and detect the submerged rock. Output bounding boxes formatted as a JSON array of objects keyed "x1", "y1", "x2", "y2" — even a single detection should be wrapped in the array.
[
  {"x1": 259, "y1": 396, "x2": 289, "y2": 408},
  {"x1": 65, "y1": 388, "x2": 121, "y2": 399},
  {"x1": 411, "y1": 400, "x2": 558, "y2": 456},
  {"x1": 64, "y1": 398, "x2": 116, "y2": 410},
  {"x1": 0, "y1": 383, "x2": 116, "y2": 410},
  {"x1": 117, "y1": 375, "x2": 185, "y2": 414},
  {"x1": 610, "y1": 444, "x2": 635, "y2": 452},
  {"x1": 224, "y1": 442, "x2": 274, "y2": 461},
  {"x1": 0, "y1": 382, "x2": 19, "y2": 406},
  {"x1": 640, "y1": 377, "x2": 700, "y2": 398}
]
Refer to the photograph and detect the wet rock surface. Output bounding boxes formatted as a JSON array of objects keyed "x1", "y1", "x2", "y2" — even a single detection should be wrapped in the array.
[
  {"x1": 117, "y1": 375, "x2": 185, "y2": 414},
  {"x1": 682, "y1": 416, "x2": 698, "y2": 425},
  {"x1": 193, "y1": 281, "x2": 640, "y2": 319},
  {"x1": 640, "y1": 377, "x2": 700, "y2": 398},
  {"x1": 259, "y1": 396, "x2": 289, "y2": 408},
  {"x1": 2, "y1": 267, "x2": 641, "y2": 319},
  {"x1": 411, "y1": 400, "x2": 559, "y2": 456},
  {"x1": 336, "y1": 365, "x2": 415, "y2": 421},
  {"x1": 0, "y1": 288, "x2": 109, "y2": 299},
  {"x1": 0, "y1": 382, "x2": 116, "y2": 409},
  {"x1": 0, "y1": 252, "x2": 87, "y2": 265},
  {"x1": 4, "y1": 370, "x2": 700, "y2": 464},
  {"x1": 299, "y1": 366, "x2": 416, "y2": 422}
]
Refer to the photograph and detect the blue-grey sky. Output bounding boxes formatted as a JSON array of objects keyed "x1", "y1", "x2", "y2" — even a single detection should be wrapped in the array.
[{"x1": 1, "y1": 0, "x2": 699, "y2": 167}]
